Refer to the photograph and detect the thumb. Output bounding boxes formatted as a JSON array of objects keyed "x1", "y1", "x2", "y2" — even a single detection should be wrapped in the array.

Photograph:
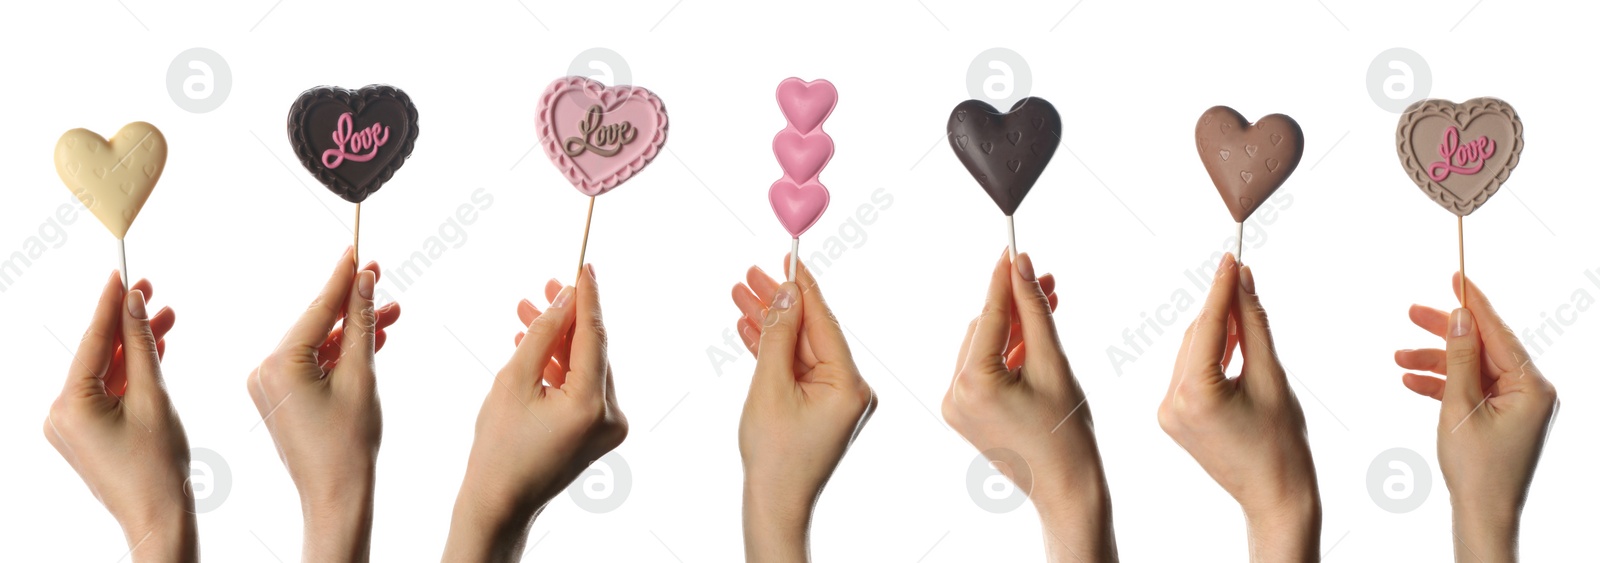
[
  {"x1": 752, "y1": 282, "x2": 803, "y2": 394},
  {"x1": 335, "y1": 268, "x2": 378, "y2": 385},
  {"x1": 119, "y1": 288, "x2": 166, "y2": 401},
  {"x1": 1444, "y1": 307, "x2": 1487, "y2": 408},
  {"x1": 1011, "y1": 252, "x2": 1066, "y2": 373}
]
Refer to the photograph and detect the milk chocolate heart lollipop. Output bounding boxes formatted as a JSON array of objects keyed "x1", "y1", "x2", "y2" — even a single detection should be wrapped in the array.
[
  {"x1": 947, "y1": 98, "x2": 1061, "y2": 217},
  {"x1": 1195, "y1": 106, "x2": 1304, "y2": 225},
  {"x1": 1394, "y1": 97, "x2": 1524, "y2": 305},
  {"x1": 1395, "y1": 97, "x2": 1522, "y2": 217},
  {"x1": 54, "y1": 122, "x2": 167, "y2": 239},
  {"x1": 287, "y1": 85, "x2": 419, "y2": 204}
]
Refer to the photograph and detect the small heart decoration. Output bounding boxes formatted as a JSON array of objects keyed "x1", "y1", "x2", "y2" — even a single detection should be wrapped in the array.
[
  {"x1": 53, "y1": 122, "x2": 167, "y2": 239},
  {"x1": 775, "y1": 78, "x2": 837, "y2": 135},
  {"x1": 1395, "y1": 97, "x2": 1522, "y2": 217},
  {"x1": 287, "y1": 84, "x2": 420, "y2": 204},
  {"x1": 1195, "y1": 106, "x2": 1304, "y2": 223},
  {"x1": 537, "y1": 76, "x2": 669, "y2": 197},
  {"x1": 769, "y1": 179, "x2": 831, "y2": 238},
  {"x1": 947, "y1": 98, "x2": 1062, "y2": 216}
]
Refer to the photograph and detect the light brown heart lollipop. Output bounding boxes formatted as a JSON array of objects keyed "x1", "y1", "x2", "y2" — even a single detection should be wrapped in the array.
[
  {"x1": 1195, "y1": 106, "x2": 1304, "y2": 261},
  {"x1": 1395, "y1": 97, "x2": 1524, "y2": 304},
  {"x1": 54, "y1": 122, "x2": 167, "y2": 287}
]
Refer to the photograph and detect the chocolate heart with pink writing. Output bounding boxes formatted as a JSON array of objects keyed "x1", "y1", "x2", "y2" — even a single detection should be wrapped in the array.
[
  {"x1": 1395, "y1": 97, "x2": 1523, "y2": 217},
  {"x1": 537, "y1": 76, "x2": 669, "y2": 197},
  {"x1": 1194, "y1": 106, "x2": 1304, "y2": 223},
  {"x1": 288, "y1": 85, "x2": 419, "y2": 204},
  {"x1": 947, "y1": 98, "x2": 1061, "y2": 216}
]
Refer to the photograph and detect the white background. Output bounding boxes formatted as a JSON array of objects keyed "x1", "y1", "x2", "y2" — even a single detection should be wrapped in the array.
[{"x1": 1, "y1": 0, "x2": 1594, "y2": 560}]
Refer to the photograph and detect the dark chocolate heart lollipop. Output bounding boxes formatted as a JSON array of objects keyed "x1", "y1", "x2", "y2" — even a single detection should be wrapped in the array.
[
  {"x1": 288, "y1": 85, "x2": 419, "y2": 203},
  {"x1": 1195, "y1": 106, "x2": 1304, "y2": 223},
  {"x1": 947, "y1": 98, "x2": 1061, "y2": 216}
]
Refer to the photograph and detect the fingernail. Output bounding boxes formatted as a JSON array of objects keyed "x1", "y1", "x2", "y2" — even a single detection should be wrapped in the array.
[
  {"x1": 126, "y1": 289, "x2": 147, "y2": 320},
  {"x1": 585, "y1": 263, "x2": 597, "y2": 283},
  {"x1": 765, "y1": 285, "x2": 796, "y2": 327},
  {"x1": 1240, "y1": 266, "x2": 1256, "y2": 294},
  {"x1": 1450, "y1": 308, "x2": 1472, "y2": 337},
  {"x1": 339, "y1": 246, "x2": 353, "y2": 264},
  {"x1": 358, "y1": 270, "x2": 375, "y2": 300},
  {"x1": 739, "y1": 322, "x2": 758, "y2": 342},
  {"x1": 552, "y1": 286, "x2": 574, "y2": 309},
  {"x1": 1016, "y1": 252, "x2": 1036, "y2": 282},
  {"x1": 1215, "y1": 253, "x2": 1235, "y2": 279}
]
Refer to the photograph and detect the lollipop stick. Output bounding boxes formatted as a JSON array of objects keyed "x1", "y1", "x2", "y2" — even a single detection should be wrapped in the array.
[
  {"x1": 1236, "y1": 221, "x2": 1244, "y2": 263},
  {"x1": 1458, "y1": 215, "x2": 1466, "y2": 307},
  {"x1": 1007, "y1": 215, "x2": 1017, "y2": 261},
  {"x1": 789, "y1": 238, "x2": 798, "y2": 282},
  {"x1": 354, "y1": 203, "x2": 362, "y2": 266},
  {"x1": 577, "y1": 196, "x2": 596, "y2": 282},
  {"x1": 118, "y1": 238, "x2": 128, "y2": 293}
]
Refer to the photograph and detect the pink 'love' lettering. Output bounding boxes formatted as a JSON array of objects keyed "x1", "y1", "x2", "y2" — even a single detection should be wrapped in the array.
[
  {"x1": 1427, "y1": 126, "x2": 1495, "y2": 181},
  {"x1": 322, "y1": 112, "x2": 390, "y2": 169}
]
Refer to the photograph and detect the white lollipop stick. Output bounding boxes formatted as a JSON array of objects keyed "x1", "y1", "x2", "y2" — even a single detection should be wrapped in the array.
[
  {"x1": 789, "y1": 238, "x2": 798, "y2": 282},
  {"x1": 1007, "y1": 215, "x2": 1017, "y2": 261},
  {"x1": 1235, "y1": 221, "x2": 1243, "y2": 264},
  {"x1": 118, "y1": 239, "x2": 128, "y2": 293}
]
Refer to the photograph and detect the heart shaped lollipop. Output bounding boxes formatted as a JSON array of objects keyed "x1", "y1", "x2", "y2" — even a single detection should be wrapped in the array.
[
  {"x1": 1395, "y1": 97, "x2": 1522, "y2": 217},
  {"x1": 288, "y1": 85, "x2": 420, "y2": 204},
  {"x1": 54, "y1": 122, "x2": 167, "y2": 239},
  {"x1": 537, "y1": 76, "x2": 669, "y2": 197},
  {"x1": 769, "y1": 78, "x2": 837, "y2": 279},
  {"x1": 1195, "y1": 106, "x2": 1304, "y2": 225},
  {"x1": 947, "y1": 98, "x2": 1061, "y2": 217}
]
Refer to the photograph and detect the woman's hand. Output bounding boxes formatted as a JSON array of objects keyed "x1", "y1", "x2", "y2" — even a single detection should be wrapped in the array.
[
  {"x1": 246, "y1": 247, "x2": 400, "y2": 562},
  {"x1": 444, "y1": 264, "x2": 628, "y2": 562},
  {"x1": 1157, "y1": 254, "x2": 1320, "y2": 562},
  {"x1": 44, "y1": 271, "x2": 193, "y2": 562},
  {"x1": 1395, "y1": 275, "x2": 1559, "y2": 562},
  {"x1": 730, "y1": 259, "x2": 876, "y2": 563},
  {"x1": 942, "y1": 251, "x2": 1116, "y2": 561}
]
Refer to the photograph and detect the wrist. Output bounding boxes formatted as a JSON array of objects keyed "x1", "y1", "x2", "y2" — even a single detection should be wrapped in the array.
[
  {"x1": 743, "y1": 479, "x2": 813, "y2": 563},
  {"x1": 1452, "y1": 504, "x2": 1519, "y2": 562},
  {"x1": 443, "y1": 473, "x2": 546, "y2": 562},
  {"x1": 120, "y1": 511, "x2": 198, "y2": 563},
  {"x1": 300, "y1": 472, "x2": 375, "y2": 563},
  {"x1": 1031, "y1": 471, "x2": 1117, "y2": 562},
  {"x1": 1242, "y1": 487, "x2": 1321, "y2": 563}
]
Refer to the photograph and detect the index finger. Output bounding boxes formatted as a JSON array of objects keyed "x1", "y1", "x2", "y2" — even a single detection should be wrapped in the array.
[{"x1": 278, "y1": 247, "x2": 356, "y2": 353}]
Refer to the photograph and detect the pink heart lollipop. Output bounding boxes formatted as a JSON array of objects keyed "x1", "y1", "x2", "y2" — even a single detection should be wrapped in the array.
[
  {"x1": 772, "y1": 129, "x2": 834, "y2": 185},
  {"x1": 536, "y1": 76, "x2": 669, "y2": 196},
  {"x1": 770, "y1": 179, "x2": 831, "y2": 237},
  {"x1": 769, "y1": 78, "x2": 836, "y2": 280},
  {"x1": 776, "y1": 78, "x2": 837, "y2": 135},
  {"x1": 536, "y1": 75, "x2": 668, "y2": 275}
]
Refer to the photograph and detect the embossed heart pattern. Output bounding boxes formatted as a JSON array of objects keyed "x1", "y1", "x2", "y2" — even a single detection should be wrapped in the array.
[
  {"x1": 1395, "y1": 97, "x2": 1522, "y2": 217},
  {"x1": 538, "y1": 76, "x2": 669, "y2": 197},
  {"x1": 288, "y1": 84, "x2": 420, "y2": 204},
  {"x1": 946, "y1": 98, "x2": 1062, "y2": 216},
  {"x1": 1194, "y1": 106, "x2": 1304, "y2": 224},
  {"x1": 54, "y1": 122, "x2": 167, "y2": 239}
]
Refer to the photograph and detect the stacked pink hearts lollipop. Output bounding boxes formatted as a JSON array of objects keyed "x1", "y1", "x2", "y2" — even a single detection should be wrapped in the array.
[{"x1": 770, "y1": 78, "x2": 836, "y2": 280}]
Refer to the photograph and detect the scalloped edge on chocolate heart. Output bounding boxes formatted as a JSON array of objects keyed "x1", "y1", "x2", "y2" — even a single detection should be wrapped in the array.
[
  {"x1": 1395, "y1": 97, "x2": 1523, "y2": 217},
  {"x1": 287, "y1": 84, "x2": 420, "y2": 204},
  {"x1": 536, "y1": 76, "x2": 670, "y2": 197}
]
